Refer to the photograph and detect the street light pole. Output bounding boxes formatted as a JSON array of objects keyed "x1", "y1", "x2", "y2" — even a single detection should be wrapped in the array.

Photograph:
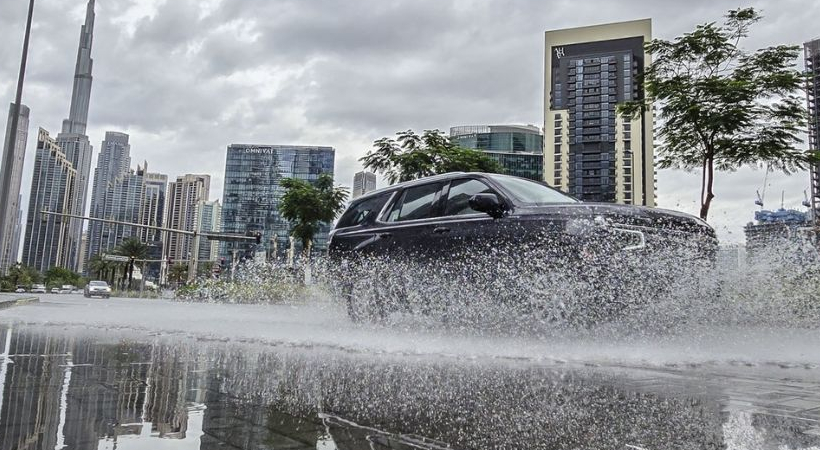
[{"x1": 0, "y1": 0, "x2": 35, "y2": 274}]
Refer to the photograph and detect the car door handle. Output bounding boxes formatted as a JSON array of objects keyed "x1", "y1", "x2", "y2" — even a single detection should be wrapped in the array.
[
  {"x1": 433, "y1": 226, "x2": 451, "y2": 234},
  {"x1": 377, "y1": 232, "x2": 393, "y2": 239}
]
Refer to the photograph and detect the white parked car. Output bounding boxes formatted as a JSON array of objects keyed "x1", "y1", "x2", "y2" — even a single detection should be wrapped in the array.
[
  {"x1": 84, "y1": 281, "x2": 111, "y2": 299},
  {"x1": 50, "y1": 288, "x2": 60, "y2": 294},
  {"x1": 59, "y1": 285, "x2": 75, "y2": 294},
  {"x1": 31, "y1": 284, "x2": 46, "y2": 294},
  {"x1": 14, "y1": 285, "x2": 27, "y2": 293}
]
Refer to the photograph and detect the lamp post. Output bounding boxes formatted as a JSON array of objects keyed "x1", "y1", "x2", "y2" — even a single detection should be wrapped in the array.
[{"x1": 0, "y1": 0, "x2": 35, "y2": 274}]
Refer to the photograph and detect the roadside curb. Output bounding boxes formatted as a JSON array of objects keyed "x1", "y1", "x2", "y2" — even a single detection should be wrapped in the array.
[{"x1": 0, "y1": 296, "x2": 40, "y2": 310}]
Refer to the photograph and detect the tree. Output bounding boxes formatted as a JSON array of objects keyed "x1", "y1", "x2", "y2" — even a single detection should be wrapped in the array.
[
  {"x1": 115, "y1": 237, "x2": 148, "y2": 290},
  {"x1": 620, "y1": 8, "x2": 818, "y2": 220},
  {"x1": 279, "y1": 174, "x2": 348, "y2": 253},
  {"x1": 6, "y1": 264, "x2": 41, "y2": 286},
  {"x1": 44, "y1": 267, "x2": 81, "y2": 289},
  {"x1": 360, "y1": 129, "x2": 504, "y2": 184},
  {"x1": 168, "y1": 263, "x2": 188, "y2": 286}
]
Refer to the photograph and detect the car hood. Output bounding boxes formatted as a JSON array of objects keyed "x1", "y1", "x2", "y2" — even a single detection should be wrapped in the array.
[{"x1": 513, "y1": 202, "x2": 714, "y2": 235}]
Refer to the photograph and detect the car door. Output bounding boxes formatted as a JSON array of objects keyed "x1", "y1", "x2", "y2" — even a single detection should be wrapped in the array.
[
  {"x1": 329, "y1": 191, "x2": 396, "y2": 257},
  {"x1": 376, "y1": 181, "x2": 446, "y2": 261},
  {"x1": 433, "y1": 177, "x2": 512, "y2": 259}
]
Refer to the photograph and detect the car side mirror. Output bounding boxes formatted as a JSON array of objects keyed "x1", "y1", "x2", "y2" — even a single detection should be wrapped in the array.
[{"x1": 469, "y1": 193, "x2": 506, "y2": 219}]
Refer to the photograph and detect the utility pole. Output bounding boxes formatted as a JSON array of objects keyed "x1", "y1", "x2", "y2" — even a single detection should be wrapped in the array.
[{"x1": 0, "y1": 0, "x2": 35, "y2": 274}]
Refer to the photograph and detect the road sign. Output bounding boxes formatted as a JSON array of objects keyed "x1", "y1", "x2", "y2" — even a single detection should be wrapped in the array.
[{"x1": 103, "y1": 255, "x2": 130, "y2": 262}]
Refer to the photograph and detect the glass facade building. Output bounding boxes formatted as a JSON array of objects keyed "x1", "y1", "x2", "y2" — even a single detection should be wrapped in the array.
[
  {"x1": 220, "y1": 145, "x2": 335, "y2": 261},
  {"x1": 449, "y1": 125, "x2": 544, "y2": 181},
  {"x1": 544, "y1": 20, "x2": 655, "y2": 206}
]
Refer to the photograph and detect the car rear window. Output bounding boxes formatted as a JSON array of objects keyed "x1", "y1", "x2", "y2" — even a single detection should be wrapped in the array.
[
  {"x1": 336, "y1": 192, "x2": 393, "y2": 229},
  {"x1": 386, "y1": 183, "x2": 442, "y2": 222}
]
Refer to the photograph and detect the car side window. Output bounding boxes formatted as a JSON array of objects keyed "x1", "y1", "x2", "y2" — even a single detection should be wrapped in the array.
[
  {"x1": 386, "y1": 183, "x2": 442, "y2": 222},
  {"x1": 336, "y1": 193, "x2": 392, "y2": 228},
  {"x1": 444, "y1": 179, "x2": 496, "y2": 216}
]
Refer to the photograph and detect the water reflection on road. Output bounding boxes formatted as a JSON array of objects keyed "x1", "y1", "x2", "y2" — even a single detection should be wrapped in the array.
[{"x1": 0, "y1": 325, "x2": 819, "y2": 449}]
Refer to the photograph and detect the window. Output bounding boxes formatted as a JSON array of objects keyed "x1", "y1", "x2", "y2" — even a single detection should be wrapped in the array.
[
  {"x1": 487, "y1": 174, "x2": 577, "y2": 204},
  {"x1": 444, "y1": 179, "x2": 495, "y2": 216},
  {"x1": 386, "y1": 183, "x2": 442, "y2": 222},
  {"x1": 336, "y1": 192, "x2": 392, "y2": 229}
]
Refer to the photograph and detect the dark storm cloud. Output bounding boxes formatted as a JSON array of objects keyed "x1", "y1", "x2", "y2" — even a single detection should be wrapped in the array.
[{"x1": 1, "y1": 0, "x2": 818, "y2": 244}]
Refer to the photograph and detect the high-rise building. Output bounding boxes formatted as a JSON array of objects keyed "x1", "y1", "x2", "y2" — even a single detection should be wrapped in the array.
[
  {"x1": 139, "y1": 171, "x2": 168, "y2": 243},
  {"x1": 0, "y1": 104, "x2": 30, "y2": 273},
  {"x1": 102, "y1": 165, "x2": 145, "y2": 250},
  {"x1": 805, "y1": 39, "x2": 820, "y2": 227},
  {"x1": 197, "y1": 199, "x2": 222, "y2": 265},
  {"x1": 140, "y1": 172, "x2": 167, "y2": 281},
  {"x1": 87, "y1": 132, "x2": 131, "y2": 262},
  {"x1": 22, "y1": 128, "x2": 77, "y2": 272},
  {"x1": 166, "y1": 174, "x2": 210, "y2": 263},
  {"x1": 352, "y1": 171, "x2": 377, "y2": 199},
  {"x1": 544, "y1": 19, "x2": 655, "y2": 206},
  {"x1": 11, "y1": 196, "x2": 22, "y2": 266},
  {"x1": 55, "y1": 0, "x2": 96, "y2": 271},
  {"x1": 449, "y1": 125, "x2": 544, "y2": 181},
  {"x1": 220, "y1": 145, "x2": 335, "y2": 260}
]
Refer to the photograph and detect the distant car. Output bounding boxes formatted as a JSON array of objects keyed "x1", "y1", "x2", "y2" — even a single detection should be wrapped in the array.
[
  {"x1": 50, "y1": 288, "x2": 60, "y2": 294},
  {"x1": 84, "y1": 281, "x2": 111, "y2": 299},
  {"x1": 31, "y1": 284, "x2": 46, "y2": 294},
  {"x1": 59, "y1": 285, "x2": 74, "y2": 294},
  {"x1": 14, "y1": 285, "x2": 27, "y2": 293}
]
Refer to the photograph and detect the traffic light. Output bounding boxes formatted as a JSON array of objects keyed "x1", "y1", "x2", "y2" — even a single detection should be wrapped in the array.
[
  {"x1": 220, "y1": 257, "x2": 226, "y2": 267},
  {"x1": 167, "y1": 256, "x2": 173, "y2": 266},
  {"x1": 255, "y1": 232, "x2": 262, "y2": 244}
]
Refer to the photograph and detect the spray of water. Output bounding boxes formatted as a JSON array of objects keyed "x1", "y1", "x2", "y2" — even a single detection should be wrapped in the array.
[{"x1": 180, "y1": 235, "x2": 819, "y2": 337}]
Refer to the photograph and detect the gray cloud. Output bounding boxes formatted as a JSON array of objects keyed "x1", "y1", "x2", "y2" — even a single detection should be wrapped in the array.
[{"x1": 1, "y1": 0, "x2": 818, "y2": 246}]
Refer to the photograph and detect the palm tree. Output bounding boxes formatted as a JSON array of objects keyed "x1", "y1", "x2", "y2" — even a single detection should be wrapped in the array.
[
  {"x1": 279, "y1": 174, "x2": 348, "y2": 256},
  {"x1": 168, "y1": 263, "x2": 188, "y2": 287},
  {"x1": 115, "y1": 237, "x2": 149, "y2": 290}
]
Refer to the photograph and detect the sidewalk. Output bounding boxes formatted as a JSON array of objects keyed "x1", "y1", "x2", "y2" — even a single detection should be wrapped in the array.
[{"x1": 0, "y1": 294, "x2": 39, "y2": 310}]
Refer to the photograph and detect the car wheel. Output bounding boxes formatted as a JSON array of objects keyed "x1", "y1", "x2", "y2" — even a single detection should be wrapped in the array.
[
  {"x1": 343, "y1": 279, "x2": 387, "y2": 323},
  {"x1": 84, "y1": 293, "x2": 89, "y2": 298}
]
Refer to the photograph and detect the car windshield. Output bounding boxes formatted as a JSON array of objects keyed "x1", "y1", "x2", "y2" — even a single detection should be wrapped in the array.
[
  {"x1": 487, "y1": 174, "x2": 578, "y2": 204},
  {"x1": 89, "y1": 281, "x2": 108, "y2": 286}
]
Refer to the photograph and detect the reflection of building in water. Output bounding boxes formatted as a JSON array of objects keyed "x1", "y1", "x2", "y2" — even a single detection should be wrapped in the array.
[{"x1": 0, "y1": 329, "x2": 67, "y2": 450}]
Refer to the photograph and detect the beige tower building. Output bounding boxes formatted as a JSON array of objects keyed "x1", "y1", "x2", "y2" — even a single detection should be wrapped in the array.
[
  {"x1": 544, "y1": 19, "x2": 655, "y2": 206},
  {"x1": 165, "y1": 174, "x2": 210, "y2": 263}
]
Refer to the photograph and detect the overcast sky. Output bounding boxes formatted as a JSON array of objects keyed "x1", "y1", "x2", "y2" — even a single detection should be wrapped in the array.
[{"x1": 1, "y1": 0, "x2": 818, "y2": 244}]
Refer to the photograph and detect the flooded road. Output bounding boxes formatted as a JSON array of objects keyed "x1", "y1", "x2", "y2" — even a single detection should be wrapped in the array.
[{"x1": 0, "y1": 295, "x2": 819, "y2": 449}]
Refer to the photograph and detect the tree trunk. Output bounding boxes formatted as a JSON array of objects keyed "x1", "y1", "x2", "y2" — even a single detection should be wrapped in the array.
[{"x1": 699, "y1": 157, "x2": 715, "y2": 221}]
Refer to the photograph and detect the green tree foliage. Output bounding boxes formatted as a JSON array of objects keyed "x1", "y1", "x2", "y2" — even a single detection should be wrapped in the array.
[
  {"x1": 360, "y1": 129, "x2": 504, "y2": 184},
  {"x1": 5, "y1": 264, "x2": 42, "y2": 286},
  {"x1": 115, "y1": 237, "x2": 149, "y2": 289},
  {"x1": 168, "y1": 263, "x2": 188, "y2": 286},
  {"x1": 620, "y1": 8, "x2": 817, "y2": 220},
  {"x1": 44, "y1": 267, "x2": 83, "y2": 289},
  {"x1": 279, "y1": 174, "x2": 349, "y2": 251}
]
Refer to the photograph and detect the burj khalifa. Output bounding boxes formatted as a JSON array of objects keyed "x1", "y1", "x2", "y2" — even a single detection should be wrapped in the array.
[{"x1": 56, "y1": 0, "x2": 95, "y2": 271}]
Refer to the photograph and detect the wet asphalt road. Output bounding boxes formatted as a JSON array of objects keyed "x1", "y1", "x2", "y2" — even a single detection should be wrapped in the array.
[{"x1": 0, "y1": 293, "x2": 819, "y2": 449}]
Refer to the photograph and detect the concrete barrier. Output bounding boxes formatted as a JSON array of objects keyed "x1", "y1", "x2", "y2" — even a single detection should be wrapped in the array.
[{"x1": 0, "y1": 295, "x2": 40, "y2": 310}]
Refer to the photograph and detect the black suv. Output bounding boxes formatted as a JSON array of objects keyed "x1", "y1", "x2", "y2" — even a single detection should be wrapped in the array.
[{"x1": 329, "y1": 172, "x2": 717, "y2": 321}]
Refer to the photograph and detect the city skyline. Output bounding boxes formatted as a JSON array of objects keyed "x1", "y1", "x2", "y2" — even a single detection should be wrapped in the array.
[{"x1": 1, "y1": 1, "x2": 819, "y2": 245}]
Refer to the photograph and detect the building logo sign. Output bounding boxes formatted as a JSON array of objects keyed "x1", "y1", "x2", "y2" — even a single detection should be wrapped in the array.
[
  {"x1": 554, "y1": 47, "x2": 565, "y2": 59},
  {"x1": 242, "y1": 147, "x2": 274, "y2": 154}
]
